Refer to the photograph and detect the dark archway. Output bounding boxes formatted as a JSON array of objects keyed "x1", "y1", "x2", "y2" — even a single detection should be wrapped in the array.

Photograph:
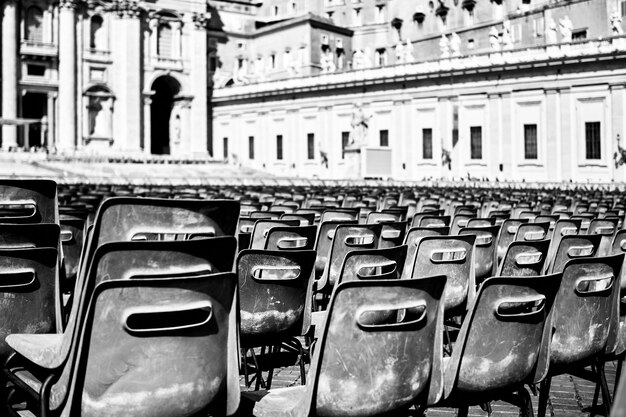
[
  {"x1": 150, "y1": 76, "x2": 180, "y2": 155},
  {"x1": 22, "y1": 92, "x2": 47, "y2": 148}
]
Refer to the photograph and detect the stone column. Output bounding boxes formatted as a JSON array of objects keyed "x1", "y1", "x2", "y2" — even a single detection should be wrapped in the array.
[
  {"x1": 171, "y1": 20, "x2": 182, "y2": 59},
  {"x1": 47, "y1": 93, "x2": 56, "y2": 150},
  {"x1": 1, "y1": 0, "x2": 18, "y2": 149},
  {"x1": 189, "y1": 12, "x2": 210, "y2": 155},
  {"x1": 148, "y1": 15, "x2": 158, "y2": 62},
  {"x1": 57, "y1": 0, "x2": 78, "y2": 151},
  {"x1": 545, "y1": 88, "x2": 561, "y2": 182},
  {"x1": 142, "y1": 94, "x2": 152, "y2": 152},
  {"x1": 610, "y1": 84, "x2": 625, "y2": 181}
]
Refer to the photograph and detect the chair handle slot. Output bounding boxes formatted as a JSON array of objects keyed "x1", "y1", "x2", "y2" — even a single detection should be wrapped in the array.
[
  {"x1": 457, "y1": 220, "x2": 469, "y2": 227},
  {"x1": 356, "y1": 301, "x2": 427, "y2": 330},
  {"x1": 240, "y1": 225, "x2": 253, "y2": 233},
  {"x1": 123, "y1": 301, "x2": 213, "y2": 335},
  {"x1": 355, "y1": 261, "x2": 397, "y2": 279},
  {"x1": 475, "y1": 235, "x2": 493, "y2": 246},
  {"x1": 523, "y1": 231, "x2": 545, "y2": 241},
  {"x1": 507, "y1": 225, "x2": 520, "y2": 234},
  {"x1": 251, "y1": 265, "x2": 301, "y2": 281},
  {"x1": 560, "y1": 227, "x2": 577, "y2": 236},
  {"x1": 0, "y1": 270, "x2": 36, "y2": 290},
  {"x1": 60, "y1": 230, "x2": 74, "y2": 243},
  {"x1": 0, "y1": 201, "x2": 37, "y2": 220},
  {"x1": 277, "y1": 237, "x2": 308, "y2": 249},
  {"x1": 381, "y1": 230, "x2": 401, "y2": 239},
  {"x1": 430, "y1": 248, "x2": 467, "y2": 263},
  {"x1": 575, "y1": 273, "x2": 614, "y2": 294},
  {"x1": 514, "y1": 252, "x2": 543, "y2": 266},
  {"x1": 620, "y1": 240, "x2": 626, "y2": 252},
  {"x1": 496, "y1": 295, "x2": 545, "y2": 318},
  {"x1": 345, "y1": 235, "x2": 375, "y2": 247},
  {"x1": 592, "y1": 226, "x2": 615, "y2": 235},
  {"x1": 567, "y1": 245, "x2": 595, "y2": 258}
]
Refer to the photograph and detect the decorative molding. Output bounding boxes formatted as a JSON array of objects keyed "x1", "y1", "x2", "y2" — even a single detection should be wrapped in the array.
[
  {"x1": 110, "y1": 0, "x2": 142, "y2": 18},
  {"x1": 59, "y1": 0, "x2": 80, "y2": 10},
  {"x1": 192, "y1": 12, "x2": 211, "y2": 29}
]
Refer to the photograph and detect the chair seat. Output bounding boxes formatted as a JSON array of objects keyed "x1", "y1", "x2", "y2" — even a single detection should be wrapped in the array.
[
  {"x1": 6, "y1": 334, "x2": 64, "y2": 369},
  {"x1": 240, "y1": 386, "x2": 309, "y2": 417},
  {"x1": 12, "y1": 368, "x2": 66, "y2": 410}
]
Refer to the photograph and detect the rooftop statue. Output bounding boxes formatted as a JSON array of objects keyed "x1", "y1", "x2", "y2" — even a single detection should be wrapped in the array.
[
  {"x1": 502, "y1": 20, "x2": 514, "y2": 50},
  {"x1": 489, "y1": 27, "x2": 501, "y2": 51},
  {"x1": 546, "y1": 17, "x2": 558, "y2": 44},
  {"x1": 559, "y1": 16, "x2": 573, "y2": 43},
  {"x1": 404, "y1": 39, "x2": 415, "y2": 63},
  {"x1": 450, "y1": 32, "x2": 461, "y2": 57},
  {"x1": 348, "y1": 104, "x2": 371, "y2": 148},
  {"x1": 395, "y1": 43, "x2": 405, "y2": 64},
  {"x1": 440, "y1": 34, "x2": 450, "y2": 58},
  {"x1": 611, "y1": 11, "x2": 624, "y2": 35}
]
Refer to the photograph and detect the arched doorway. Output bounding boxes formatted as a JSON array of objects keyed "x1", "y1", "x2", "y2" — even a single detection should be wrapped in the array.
[
  {"x1": 21, "y1": 92, "x2": 47, "y2": 149},
  {"x1": 150, "y1": 76, "x2": 180, "y2": 155}
]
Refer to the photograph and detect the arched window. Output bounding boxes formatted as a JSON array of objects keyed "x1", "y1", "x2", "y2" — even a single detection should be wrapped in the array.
[
  {"x1": 25, "y1": 6, "x2": 44, "y2": 43},
  {"x1": 157, "y1": 23, "x2": 173, "y2": 57},
  {"x1": 90, "y1": 15, "x2": 104, "y2": 49},
  {"x1": 84, "y1": 86, "x2": 114, "y2": 140}
]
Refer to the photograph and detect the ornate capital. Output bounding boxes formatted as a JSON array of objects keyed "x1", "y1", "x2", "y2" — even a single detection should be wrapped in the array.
[
  {"x1": 110, "y1": 0, "x2": 142, "y2": 18},
  {"x1": 59, "y1": 0, "x2": 80, "y2": 10},
  {"x1": 192, "y1": 12, "x2": 211, "y2": 29}
]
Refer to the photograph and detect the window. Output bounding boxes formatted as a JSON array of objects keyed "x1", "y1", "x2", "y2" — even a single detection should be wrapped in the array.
[
  {"x1": 248, "y1": 136, "x2": 255, "y2": 159},
  {"x1": 622, "y1": 1, "x2": 626, "y2": 17},
  {"x1": 157, "y1": 23, "x2": 173, "y2": 57},
  {"x1": 470, "y1": 126, "x2": 482, "y2": 159},
  {"x1": 533, "y1": 18, "x2": 544, "y2": 37},
  {"x1": 379, "y1": 129, "x2": 389, "y2": 147},
  {"x1": 27, "y1": 64, "x2": 45, "y2": 76},
  {"x1": 376, "y1": 5, "x2": 385, "y2": 24},
  {"x1": 585, "y1": 122, "x2": 601, "y2": 160},
  {"x1": 90, "y1": 15, "x2": 104, "y2": 49},
  {"x1": 270, "y1": 54, "x2": 276, "y2": 70},
  {"x1": 572, "y1": 29, "x2": 587, "y2": 41},
  {"x1": 422, "y1": 128, "x2": 433, "y2": 159},
  {"x1": 207, "y1": 135, "x2": 213, "y2": 157},
  {"x1": 524, "y1": 124, "x2": 538, "y2": 159},
  {"x1": 25, "y1": 6, "x2": 44, "y2": 43},
  {"x1": 276, "y1": 135, "x2": 283, "y2": 160},
  {"x1": 467, "y1": 39, "x2": 475, "y2": 50},
  {"x1": 307, "y1": 133, "x2": 315, "y2": 159},
  {"x1": 342, "y1": 131, "x2": 350, "y2": 159},
  {"x1": 223, "y1": 137, "x2": 229, "y2": 159},
  {"x1": 375, "y1": 48, "x2": 387, "y2": 66},
  {"x1": 209, "y1": 53, "x2": 218, "y2": 72}
]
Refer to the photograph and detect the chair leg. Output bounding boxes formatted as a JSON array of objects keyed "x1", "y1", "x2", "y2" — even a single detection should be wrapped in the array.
[
  {"x1": 537, "y1": 376, "x2": 551, "y2": 417},
  {"x1": 519, "y1": 387, "x2": 535, "y2": 417},
  {"x1": 615, "y1": 356, "x2": 624, "y2": 398},
  {"x1": 597, "y1": 359, "x2": 612, "y2": 416},
  {"x1": 456, "y1": 406, "x2": 469, "y2": 417}
]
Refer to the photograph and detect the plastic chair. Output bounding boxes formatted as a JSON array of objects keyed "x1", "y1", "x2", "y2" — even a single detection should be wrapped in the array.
[
  {"x1": 320, "y1": 209, "x2": 359, "y2": 224},
  {"x1": 612, "y1": 366, "x2": 626, "y2": 417},
  {"x1": 0, "y1": 223, "x2": 60, "y2": 249},
  {"x1": 249, "y1": 219, "x2": 300, "y2": 250},
  {"x1": 264, "y1": 225, "x2": 317, "y2": 251},
  {"x1": 537, "y1": 255, "x2": 624, "y2": 417},
  {"x1": 497, "y1": 239, "x2": 550, "y2": 277},
  {"x1": 410, "y1": 210, "x2": 445, "y2": 228},
  {"x1": 514, "y1": 222, "x2": 550, "y2": 242},
  {"x1": 316, "y1": 224, "x2": 382, "y2": 295},
  {"x1": 548, "y1": 234, "x2": 602, "y2": 274},
  {"x1": 419, "y1": 215, "x2": 451, "y2": 228},
  {"x1": 280, "y1": 212, "x2": 315, "y2": 226},
  {"x1": 239, "y1": 277, "x2": 447, "y2": 417},
  {"x1": 545, "y1": 219, "x2": 581, "y2": 273},
  {"x1": 588, "y1": 217, "x2": 619, "y2": 257},
  {"x1": 4, "y1": 237, "x2": 238, "y2": 417},
  {"x1": 459, "y1": 225, "x2": 500, "y2": 286},
  {"x1": 450, "y1": 214, "x2": 475, "y2": 235},
  {"x1": 437, "y1": 273, "x2": 562, "y2": 417},
  {"x1": 495, "y1": 219, "x2": 529, "y2": 264},
  {"x1": 402, "y1": 226, "x2": 450, "y2": 279},
  {"x1": 466, "y1": 217, "x2": 496, "y2": 228},
  {"x1": 237, "y1": 249, "x2": 316, "y2": 389},
  {"x1": 411, "y1": 235, "x2": 476, "y2": 317},
  {"x1": 378, "y1": 221, "x2": 407, "y2": 249},
  {"x1": 59, "y1": 219, "x2": 85, "y2": 292},
  {"x1": 7, "y1": 273, "x2": 240, "y2": 417},
  {"x1": 313, "y1": 219, "x2": 357, "y2": 280},
  {"x1": 0, "y1": 179, "x2": 58, "y2": 224},
  {"x1": 366, "y1": 211, "x2": 401, "y2": 224},
  {"x1": 337, "y1": 245, "x2": 407, "y2": 285}
]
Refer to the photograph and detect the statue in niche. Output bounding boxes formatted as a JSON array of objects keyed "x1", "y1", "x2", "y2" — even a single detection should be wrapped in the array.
[
  {"x1": 404, "y1": 39, "x2": 415, "y2": 63},
  {"x1": 320, "y1": 49, "x2": 336, "y2": 73},
  {"x1": 395, "y1": 43, "x2": 404, "y2": 63},
  {"x1": 348, "y1": 104, "x2": 371, "y2": 148},
  {"x1": 489, "y1": 27, "x2": 501, "y2": 51},
  {"x1": 450, "y1": 32, "x2": 461, "y2": 56},
  {"x1": 87, "y1": 96, "x2": 110, "y2": 138},
  {"x1": 502, "y1": 20, "x2": 514, "y2": 50},
  {"x1": 611, "y1": 11, "x2": 624, "y2": 35},
  {"x1": 171, "y1": 111, "x2": 181, "y2": 145},
  {"x1": 439, "y1": 34, "x2": 450, "y2": 58},
  {"x1": 615, "y1": 134, "x2": 626, "y2": 168},
  {"x1": 559, "y1": 15, "x2": 573, "y2": 43},
  {"x1": 352, "y1": 49, "x2": 365, "y2": 69},
  {"x1": 362, "y1": 47, "x2": 372, "y2": 68},
  {"x1": 546, "y1": 17, "x2": 558, "y2": 44}
]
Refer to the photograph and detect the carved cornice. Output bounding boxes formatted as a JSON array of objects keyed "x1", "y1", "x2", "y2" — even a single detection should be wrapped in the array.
[
  {"x1": 110, "y1": 0, "x2": 142, "y2": 18},
  {"x1": 192, "y1": 12, "x2": 211, "y2": 29},
  {"x1": 59, "y1": 0, "x2": 81, "y2": 10}
]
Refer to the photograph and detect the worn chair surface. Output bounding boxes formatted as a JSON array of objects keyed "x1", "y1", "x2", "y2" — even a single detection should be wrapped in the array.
[
  {"x1": 337, "y1": 245, "x2": 407, "y2": 285},
  {"x1": 419, "y1": 215, "x2": 451, "y2": 228},
  {"x1": 459, "y1": 225, "x2": 500, "y2": 285},
  {"x1": 402, "y1": 226, "x2": 450, "y2": 278},
  {"x1": 249, "y1": 219, "x2": 300, "y2": 250},
  {"x1": 0, "y1": 223, "x2": 60, "y2": 249},
  {"x1": 378, "y1": 221, "x2": 407, "y2": 249},
  {"x1": 280, "y1": 212, "x2": 315, "y2": 226},
  {"x1": 237, "y1": 249, "x2": 316, "y2": 347},
  {"x1": 587, "y1": 217, "x2": 619, "y2": 257},
  {"x1": 450, "y1": 214, "x2": 475, "y2": 235},
  {"x1": 548, "y1": 234, "x2": 602, "y2": 274},
  {"x1": 0, "y1": 179, "x2": 58, "y2": 224},
  {"x1": 514, "y1": 222, "x2": 550, "y2": 242},
  {"x1": 410, "y1": 210, "x2": 445, "y2": 228},
  {"x1": 495, "y1": 219, "x2": 529, "y2": 264},
  {"x1": 240, "y1": 277, "x2": 446, "y2": 417},
  {"x1": 264, "y1": 225, "x2": 317, "y2": 251},
  {"x1": 320, "y1": 209, "x2": 359, "y2": 224},
  {"x1": 545, "y1": 219, "x2": 582, "y2": 273},
  {"x1": 498, "y1": 239, "x2": 550, "y2": 277},
  {"x1": 314, "y1": 219, "x2": 357, "y2": 279}
]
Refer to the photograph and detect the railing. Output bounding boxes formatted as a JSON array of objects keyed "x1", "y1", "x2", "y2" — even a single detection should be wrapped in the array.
[
  {"x1": 20, "y1": 40, "x2": 57, "y2": 57},
  {"x1": 214, "y1": 35, "x2": 626, "y2": 98}
]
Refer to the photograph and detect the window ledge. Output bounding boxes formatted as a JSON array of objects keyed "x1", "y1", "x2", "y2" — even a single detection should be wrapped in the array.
[
  {"x1": 465, "y1": 161, "x2": 487, "y2": 167},
  {"x1": 578, "y1": 161, "x2": 608, "y2": 168},
  {"x1": 416, "y1": 161, "x2": 438, "y2": 167},
  {"x1": 517, "y1": 162, "x2": 544, "y2": 167}
]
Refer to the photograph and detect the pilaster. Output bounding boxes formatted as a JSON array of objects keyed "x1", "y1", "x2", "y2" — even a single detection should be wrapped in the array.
[
  {"x1": 189, "y1": 12, "x2": 211, "y2": 155},
  {"x1": 1, "y1": 0, "x2": 18, "y2": 149},
  {"x1": 57, "y1": 0, "x2": 79, "y2": 150}
]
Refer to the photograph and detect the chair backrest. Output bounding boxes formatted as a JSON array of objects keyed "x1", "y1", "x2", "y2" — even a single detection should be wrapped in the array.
[
  {"x1": 612, "y1": 367, "x2": 626, "y2": 417},
  {"x1": 280, "y1": 212, "x2": 315, "y2": 226},
  {"x1": 250, "y1": 210, "x2": 283, "y2": 219},
  {"x1": 0, "y1": 223, "x2": 60, "y2": 249},
  {"x1": 410, "y1": 210, "x2": 445, "y2": 228},
  {"x1": 496, "y1": 219, "x2": 529, "y2": 264},
  {"x1": 443, "y1": 274, "x2": 562, "y2": 400},
  {"x1": 337, "y1": 245, "x2": 407, "y2": 285},
  {"x1": 237, "y1": 249, "x2": 316, "y2": 346},
  {"x1": 65, "y1": 273, "x2": 239, "y2": 417},
  {"x1": 550, "y1": 255, "x2": 623, "y2": 370},
  {"x1": 59, "y1": 219, "x2": 84, "y2": 286},
  {"x1": 412, "y1": 234, "x2": 476, "y2": 315},
  {"x1": 545, "y1": 219, "x2": 581, "y2": 272},
  {"x1": 450, "y1": 213, "x2": 475, "y2": 235},
  {"x1": 366, "y1": 211, "x2": 401, "y2": 224},
  {"x1": 419, "y1": 215, "x2": 451, "y2": 228},
  {"x1": 514, "y1": 222, "x2": 550, "y2": 242},
  {"x1": 320, "y1": 209, "x2": 359, "y2": 224},
  {"x1": 459, "y1": 225, "x2": 500, "y2": 285},
  {"x1": 587, "y1": 217, "x2": 619, "y2": 257},
  {"x1": 314, "y1": 219, "x2": 357, "y2": 278},
  {"x1": 498, "y1": 239, "x2": 550, "y2": 277},
  {"x1": 610, "y1": 229, "x2": 626, "y2": 293},
  {"x1": 249, "y1": 219, "x2": 300, "y2": 249},
  {"x1": 264, "y1": 225, "x2": 317, "y2": 251},
  {"x1": 309, "y1": 277, "x2": 447, "y2": 415},
  {"x1": 0, "y1": 247, "x2": 58, "y2": 360},
  {"x1": 378, "y1": 221, "x2": 407, "y2": 249},
  {"x1": 0, "y1": 179, "x2": 58, "y2": 224},
  {"x1": 402, "y1": 226, "x2": 450, "y2": 277},
  {"x1": 319, "y1": 224, "x2": 382, "y2": 293},
  {"x1": 549, "y1": 234, "x2": 602, "y2": 274},
  {"x1": 466, "y1": 217, "x2": 496, "y2": 228}
]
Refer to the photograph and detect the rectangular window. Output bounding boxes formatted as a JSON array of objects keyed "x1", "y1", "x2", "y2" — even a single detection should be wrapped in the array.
[
  {"x1": 307, "y1": 133, "x2": 315, "y2": 159},
  {"x1": 207, "y1": 135, "x2": 213, "y2": 157},
  {"x1": 470, "y1": 126, "x2": 482, "y2": 160},
  {"x1": 523, "y1": 124, "x2": 538, "y2": 159},
  {"x1": 223, "y1": 137, "x2": 228, "y2": 159},
  {"x1": 379, "y1": 129, "x2": 389, "y2": 147},
  {"x1": 572, "y1": 29, "x2": 587, "y2": 41},
  {"x1": 422, "y1": 128, "x2": 433, "y2": 159},
  {"x1": 585, "y1": 122, "x2": 601, "y2": 160},
  {"x1": 342, "y1": 131, "x2": 350, "y2": 159},
  {"x1": 276, "y1": 135, "x2": 283, "y2": 160},
  {"x1": 248, "y1": 136, "x2": 255, "y2": 160},
  {"x1": 622, "y1": 1, "x2": 626, "y2": 17},
  {"x1": 26, "y1": 64, "x2": 46, "y2": 76}
]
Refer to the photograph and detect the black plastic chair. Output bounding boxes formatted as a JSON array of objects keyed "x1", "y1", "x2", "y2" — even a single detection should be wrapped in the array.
[{"x1": 0, "y1": 179, "x2": 58, "y2": 224}]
